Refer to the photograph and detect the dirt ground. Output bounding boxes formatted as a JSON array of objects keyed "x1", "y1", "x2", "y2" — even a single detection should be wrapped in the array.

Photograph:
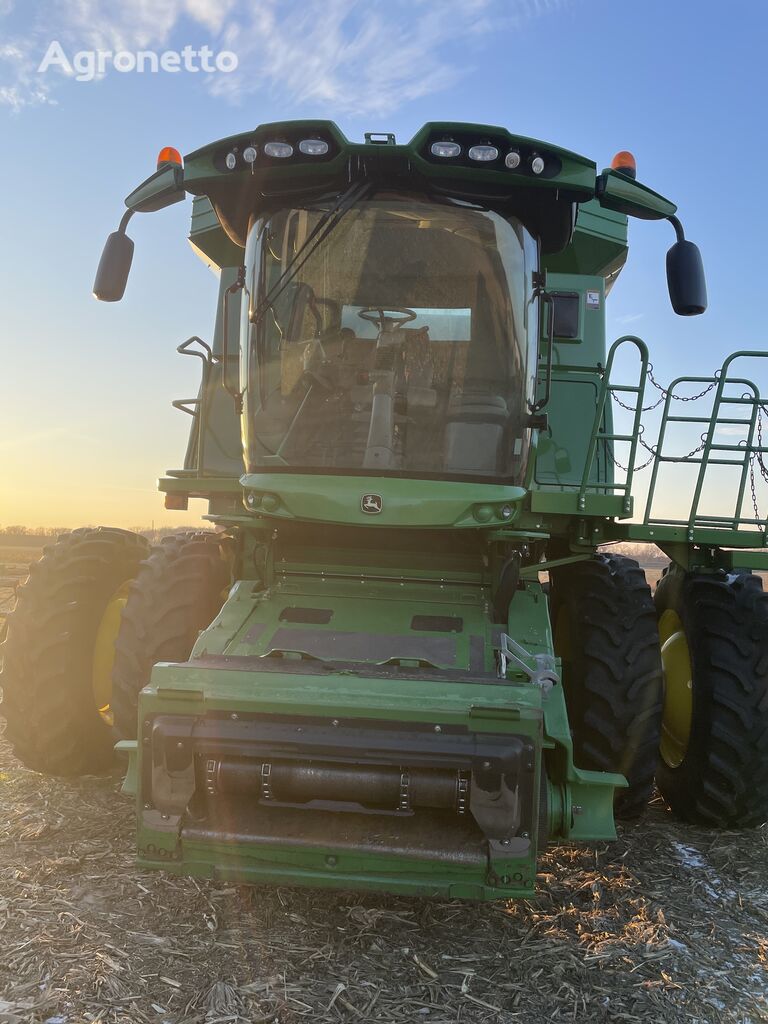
[{"x1": 2, "y1": 547, "x2": 767, "y2": 1023}]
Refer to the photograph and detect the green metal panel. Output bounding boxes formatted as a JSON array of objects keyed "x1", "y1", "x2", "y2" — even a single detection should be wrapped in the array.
[
  {"x1": 596, "y1": 168, "x2": 677, "y2": 220},
  {"x1": 148, "y1": 662, "x2": 542, "y2": 722},
  {"x1": 544, "y1": 273, "x2": 607, "y2": 366},
  {"x1": 127, "y1": 576, "x2": 620, "y2": 898},
  {"x1": 528, "y1": 489, "x2": 632, "y2": 518},
  {"x1": 534, "y1": 375, "x2": 602, "y2": 486},
  {"x1": 188, "y1": 196, "x2": 243, "y2": 270},
  {"x1": 241, "y1": 474, "x2": 527, "y2": 528},
  {"x1": 182, "y1": 119, "x2": 597, "y2": 203},
  {"x1": 544, "y1": 200, "x2": 628, "y2": 279},
  {"x1": 125, "y1": 164, "x2": 184, "y2": 213}
]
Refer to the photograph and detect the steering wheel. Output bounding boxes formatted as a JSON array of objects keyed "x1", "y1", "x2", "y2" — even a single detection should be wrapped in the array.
[{"x1": 357, "y1": 307, "x2": 417, "y2": 330}]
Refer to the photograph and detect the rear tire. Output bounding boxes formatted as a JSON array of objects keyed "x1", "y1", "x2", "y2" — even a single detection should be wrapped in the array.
[
  {"x1": 654, "y1": 566, "x2": 768, "y2": 828},
  {"x1": 0, "y1": 528, "x2": 149, "y2": 775},
  {"x1": 550, "y1": 554, "x2": 664, "y2": 819},
  {"x1": 111, "y1": 533, "x2": 231, "y2": 740}
]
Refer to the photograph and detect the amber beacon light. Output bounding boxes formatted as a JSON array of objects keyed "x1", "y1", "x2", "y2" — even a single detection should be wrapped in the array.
[
  {"x1": 610, "y1": 150, "x2": 637, "y2": 178},
  {"x1": 157, "y1": 146, "x2": 183, "y2": 169}
]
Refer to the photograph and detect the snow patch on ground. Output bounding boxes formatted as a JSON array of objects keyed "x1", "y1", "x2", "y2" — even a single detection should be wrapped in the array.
[
  {"x1": 671, "y1": 841, "x2": 738, "y2": 902},
  {"x1": 671, "y1": 841, "x2": 707, "y2": 871},
  {"x1": 665, "y1": 937, "x2": 689, "y2": 954}
]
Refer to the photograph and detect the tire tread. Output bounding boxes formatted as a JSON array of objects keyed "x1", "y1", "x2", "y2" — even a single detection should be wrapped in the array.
[
  {"x1": 551, "y1": 553, "x2": 664, "y2": 819},
  {"x1": 0, "y1": 528, "x2": 149, "y2": 775},
  {"x1": 111, "y1": 532, "x2": 230, "y2": 740},
  {"x1": 655, "y1": 567, "x2": 768, "y2": 828}
]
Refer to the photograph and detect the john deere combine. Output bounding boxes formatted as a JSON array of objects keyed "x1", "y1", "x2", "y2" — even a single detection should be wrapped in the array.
[{"x1": 3, "y1": 122, "x2": 767, "y2": 900}]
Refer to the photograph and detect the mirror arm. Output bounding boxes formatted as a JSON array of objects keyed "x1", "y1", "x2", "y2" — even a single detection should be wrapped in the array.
[
  {"x1": 668, "y1": 214, "x2": 686, "y2": 244},
  {"x1": 118, "y1": 208, "x2": 134, "y2": 235},
  {"x1": 94, "y1": 168, "x2": 184, "y2": 302}
]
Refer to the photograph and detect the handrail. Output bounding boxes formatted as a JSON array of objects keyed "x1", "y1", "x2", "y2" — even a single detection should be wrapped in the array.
[
  {"x1": 577, "y1": 335, "x2": 649, "y2": 514},
  {"x1": 175, "y1": 335, "x2": 214, "y2": 475},
  {"x1": 644, "y1": 351, "x2": 768, "y2": 531}
]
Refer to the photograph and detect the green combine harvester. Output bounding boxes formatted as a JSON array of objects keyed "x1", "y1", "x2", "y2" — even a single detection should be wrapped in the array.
[{"x1": 3, "y1": 122, "x2": 767, "y2": 899}]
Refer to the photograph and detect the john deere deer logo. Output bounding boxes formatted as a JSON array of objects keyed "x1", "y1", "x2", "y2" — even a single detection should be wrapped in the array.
[{"x1": 361, "y1": 493, "x2": 383, "y2": 514}]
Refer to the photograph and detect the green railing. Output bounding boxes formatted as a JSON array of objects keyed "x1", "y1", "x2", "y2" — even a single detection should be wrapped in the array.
[
  {"x1": 576, "y1": 335, "x2": 650, "y2": 515},
  {"x1": 574, "y1": 344, "x2": 768, "y2": 543},
  {"x1": 643, "y1": 351, "x2": 768, "y2": 532}
]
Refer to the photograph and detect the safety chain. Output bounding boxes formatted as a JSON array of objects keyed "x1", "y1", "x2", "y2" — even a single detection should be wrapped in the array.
[
  {"x1": 611, "y1": 425, "x2": 767, "y2": 525},
  {"x1": 603, "y1": 359, "x2": 768, "y2": 525},
  {"x1": 607, "y1": 361, "x2": 722, "y2": 471},
  {"x1": 611, "y1": 363, "x2": 720, "y2": 413},
  {"x1": 607, "y1": 432, "x2": 707, "y2": 474},
  {"x1": 606, "y1": 439, "x2": 655, "y2": 473},
  {"x1": 748, "y1": 406, "x2": 768, "y2": 523},
  {"x1": 648, "y1": 364, "x2": 721, "y2": 402}
]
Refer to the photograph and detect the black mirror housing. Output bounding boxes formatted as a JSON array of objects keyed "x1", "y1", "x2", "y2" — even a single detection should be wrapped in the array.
[
  {"x1": 666, "y1": 239, "x2": 707, "y2": 316},
  {"x1": 93, "y1": 231, "x2": 134, "y2": 302}
]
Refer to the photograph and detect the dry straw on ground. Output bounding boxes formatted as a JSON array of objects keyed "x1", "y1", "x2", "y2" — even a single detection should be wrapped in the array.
[{"x1": 0, "y1": 730, "x2": 766, "y2": 1024}]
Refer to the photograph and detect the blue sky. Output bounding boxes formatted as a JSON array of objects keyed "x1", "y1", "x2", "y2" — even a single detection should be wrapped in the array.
[{"x1": 1, "y1": 0, "x2": 767, "y2": 527}]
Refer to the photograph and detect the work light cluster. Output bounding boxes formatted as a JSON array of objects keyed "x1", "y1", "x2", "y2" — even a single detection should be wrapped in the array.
[
  {"x1": 224, "y1": 138, "x2": 330, "y2": 169},
  {"x1": 430, "y1": 140, "x2": 546, "y2": 174}
]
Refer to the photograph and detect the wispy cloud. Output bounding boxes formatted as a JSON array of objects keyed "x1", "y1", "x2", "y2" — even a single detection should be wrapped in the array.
[
  {"x1": 1, "y1": 0, "x2": 569, "y2": 114},
  {"x1": 48, "y1": 0, "x2": 236, "y2": 51},
  {"x1": 0, "y1": 37, "x2": 58, "y2": 111},
  {"x1": 615, "y1": 312, "x2": 644, "y2": 325},
  {"x1": 209, "y1": 0, "x2": 497, "y2": 114}
]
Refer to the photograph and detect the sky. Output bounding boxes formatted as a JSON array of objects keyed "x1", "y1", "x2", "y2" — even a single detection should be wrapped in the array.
[{"x1": 1, "y1": 0, "x2": 767, "y2": 529}]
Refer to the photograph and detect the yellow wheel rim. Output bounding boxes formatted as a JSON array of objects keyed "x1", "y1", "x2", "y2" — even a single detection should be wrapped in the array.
[
  {"x1": 91, "y1": 580, "x2": 132, "y2": 727},
  {"x1": 658, "y1": 608, "x2": 693, "y2": 768}
]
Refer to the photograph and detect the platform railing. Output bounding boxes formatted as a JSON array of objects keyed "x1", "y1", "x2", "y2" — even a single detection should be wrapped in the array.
[
  {"x1": 643, "y1": 351, "x2": 768, "y2": 532},
  {"x1": 575, "y1": 335, "x2": 650, "y2": 515},
  {"x1": 171, "y1": 335, "x2": 214, "y2": 476}
]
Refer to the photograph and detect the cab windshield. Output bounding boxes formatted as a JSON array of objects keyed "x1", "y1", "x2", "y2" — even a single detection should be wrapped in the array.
[{"x1": 244, "y1": 195, "x2": 537, "y2": 482}]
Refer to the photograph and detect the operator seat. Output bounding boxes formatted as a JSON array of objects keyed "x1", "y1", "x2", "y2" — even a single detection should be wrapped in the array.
[
  {"x1": 443, "y1": 272, "x2": 509, "y2": 474},
  {"x1": 444, "y1": 388, "x2": 508, "y2": 474}
]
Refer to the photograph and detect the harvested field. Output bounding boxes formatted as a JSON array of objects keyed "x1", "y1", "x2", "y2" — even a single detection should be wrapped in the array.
[
  {"x1": 0, "y1": 730, "x2": 766, "y2": 1024},
  {"x1": 0, "y1": 546, "x2": 41, "y2": 627},
  {"x1": 0, "y1": 545, "x2": 45, "y2": 570},
  {"x1": 2, "y1": 546, "x2": 767, "y2": 1022}
]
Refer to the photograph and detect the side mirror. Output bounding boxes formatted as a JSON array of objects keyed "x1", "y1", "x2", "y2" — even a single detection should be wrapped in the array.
[
  {"x1": 666, "y1": 239, "x2": 707, "y2": 316},
  {"x1": 93, "y1": 230, "x2": 134, "y2": 302}
]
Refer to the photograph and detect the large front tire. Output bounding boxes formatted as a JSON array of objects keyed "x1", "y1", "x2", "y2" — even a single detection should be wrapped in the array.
[
  {"x1": 111, "y1": 533, "x2": 231, "y2": 740},
  {"x1": 550, "y1": 554, "x2": 664, "y2": 819},
  {"x1": 0, "y1": 528, "x2": 150, "y2": 775},
  {"x1": 654, "y1": 567, "x2": 768, "y2": 828}
]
